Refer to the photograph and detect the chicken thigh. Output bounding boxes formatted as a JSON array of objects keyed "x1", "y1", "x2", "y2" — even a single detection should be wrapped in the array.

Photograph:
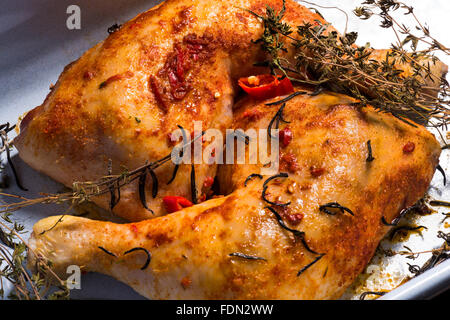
[
  {"x1": 14, "y1": 0, "x2": 445, "y2": 222},
  {"x1": 28, "y1": 88, "x2": 441, "y2": 299},
  {"x1": 13, "y1": 0, "x2": 327, "y2": 221}
]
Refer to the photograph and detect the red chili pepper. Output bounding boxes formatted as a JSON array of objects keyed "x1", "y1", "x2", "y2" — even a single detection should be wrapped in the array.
[
  {"x1": 149, "y1": 76, "x2": 168, "y2": 112},
  {"x1": 279, "y1": 127, "x2": 293, "y2": 147},
  {"x1": 238, "y1": 74, "x2": 294, "y2": 100},
  {"x1": 203, "y1": 176, "x2": 214, "y2": 188},
  {"x1": 130, "y1": 224, "x2": 138, "y2": 235},
  {"x1": 310, "y1": 166, "x2": 325, "y2": 177},
  {"x1": 163, "y1": 196, "x2": 193, "y2": 213},
  {"x1": 403, "y1": 141, "x2": 415, "y2": 154},
  {"x1": 285, "y1": 213, "x2": 304, "y2": 226}
]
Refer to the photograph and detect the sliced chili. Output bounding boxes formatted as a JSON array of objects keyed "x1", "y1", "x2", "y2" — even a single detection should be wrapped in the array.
[
  {"x1": 403, "y1": 142, "x2": 415, "y2": 154},
  {"x1": 203, "y1": 176, "x2": 214, "y2": 188},
  {"x1": 163, "y1": 196, "x2": 193, "y2": 213},
  {"x1": 238, "y1": 74, "x2": 294, "y2": 100},
  {"x1": 279, "y1": 127, "x2": 293, "y2": 147}
]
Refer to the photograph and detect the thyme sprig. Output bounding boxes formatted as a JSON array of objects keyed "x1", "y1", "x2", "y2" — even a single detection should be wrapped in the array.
[
  {"x1": 0, "y1": 123, "x2": 27, "y2": 191},
  {"x1": 0, "y1": 126, "x2": 202, "y2": 299},
  {"x1": 0, "y1": 128, "x2": 203, "y2": 216},
  {"x1": 246, "y1": 0, "x2": 292, "y2": 76},
  {"x1": 0, "y1": 219, "x2": 69, "y2": 300},
  {"x1": 250, "y1": 0, "x2": 449, "y2": 128},
  {"x1": 390, "y1": 231, "x2": 449, "y2": 276},
  {"x1": 406, "y1": 243, "x2": 449, "y2": 277}
]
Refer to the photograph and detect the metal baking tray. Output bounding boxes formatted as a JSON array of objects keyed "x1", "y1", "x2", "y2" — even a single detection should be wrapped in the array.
[{"x1": 0, "y1": 0, "x2": 448, "y2": 300}]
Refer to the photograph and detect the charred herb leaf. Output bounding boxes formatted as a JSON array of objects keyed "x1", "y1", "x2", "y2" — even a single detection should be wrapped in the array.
[
  {"x1": 98, "y1": 246, "x2": 117, "y2": 258},
  {"x1": 389, "y1": 225, "x2": 427, "y2": 240},
  {"x1": 107, "y1": 23, "x2": 122, "y2": 34},
  {"x1": 265, "y1": 205, "x2": 319, "y2": 255},
  {"x1": 319, "y1": 202, "x2": 354, "y2": 216},
  {"x1": 366, "y1": 140, "x2": 375, "y2": 162},
  {"x1": 297, "y1": 253, "x2": 325, "y2": 277},
  {"x1": 244, "y1": 173, "x2": 263, "y2": 187},
  {"x1": 123, "y1": 247, "x2": 151, "y2": 270},
  {"x1": 229, "y1": 252, "x2": 267, "y2": 261}
]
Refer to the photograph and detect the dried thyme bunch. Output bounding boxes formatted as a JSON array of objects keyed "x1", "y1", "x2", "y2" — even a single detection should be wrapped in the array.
[
  {"x1": 0, "y1": 125, "x2": 202, "y2": 299},
  {"x1": 249, "y1": 0, "x2": 449, "y2": 129},
  {"x1": 0, "y1": 217, "x2": 69, "y2": 300}
]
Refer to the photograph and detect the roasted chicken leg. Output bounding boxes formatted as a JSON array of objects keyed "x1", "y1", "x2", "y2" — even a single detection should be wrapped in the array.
[
  {"x1": 14, "y1": 0, "x2": 446, "y2": 222},
  {"x1": 13, "y1": 0, "x2": 318, "y2": 221},
  {"x1": 28, "y1": 88, "x2": 441, "y2": 299}
]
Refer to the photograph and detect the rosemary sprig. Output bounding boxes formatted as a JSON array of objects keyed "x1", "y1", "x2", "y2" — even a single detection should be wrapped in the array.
[
  {"x1": 261, "y1": 173, "x2": 291, "y2": 207},
  {"x1": 107, "y1": 23, "x2": 122, "y2": 35},
  {"x1": 442, "y1": 212, "x2": 450, "y2": 223},
  {"x1": 229, "y1": 252, "x2": 267, "y2": 261},
  {"x1": 167, "y1": 164, "x2": 180, "y2": 185},
  {"x1": 190, "y1": 163, "x2": 197, "y2": 204},
  {"x1": 436, "y1": 164, "x2": 446, "y2": 186},
  {"x1": 123, "y1": 247, "x2": 151, "y2": 270},
  {"x1": 244, "y1": 173, "x2": 263, "y2": 187},
  {"x1": 265, "y1": 205, "x2": 319, "y2": 255},
  {"x1": 296, "y1": 253, "x2": 324, "y2": 277},
  {"x1": 319, "y1": 202, "x2": 354, "y2": 216},
  {"x1": 366, "y1": 140, "x2": 375, "y2": 162},
  {"x1": 429, "y1": 200, "x2": 450, "y2": 207},
  {"x1": 267, "y1": 103, "x2": 290, "y2": 140},
  {"x1": 98, "y1": 246, "x2": 117, "y2": 258},
  {"x1": 381, "y1": 216, "x2": 397, "y2": 227},
  {"x1": 381, "y1": 201, "x2": 423, "y2": 227},
  {"x1": 98, "y1": 246, "x2": 152, "y2": 270},
  {"x1": 138, "y1": 168, "x2": 153, "y2": 214}
]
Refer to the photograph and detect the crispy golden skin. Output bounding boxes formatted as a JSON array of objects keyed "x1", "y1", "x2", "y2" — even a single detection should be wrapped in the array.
[{"x1": 28, "y1": 89, "x2": 441, "y2": 299}]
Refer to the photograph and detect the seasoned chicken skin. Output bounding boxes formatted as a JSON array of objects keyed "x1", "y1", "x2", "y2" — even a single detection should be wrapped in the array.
[
  {"x1": 14, "y1": 0, "x2": 325, "y2": 221},
  {"x1": 28, "y1": 89, "x2": 441, "y2": 299},
  {"x1": 14, "y1": 0, "x2": 446, "y2": 222}
]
